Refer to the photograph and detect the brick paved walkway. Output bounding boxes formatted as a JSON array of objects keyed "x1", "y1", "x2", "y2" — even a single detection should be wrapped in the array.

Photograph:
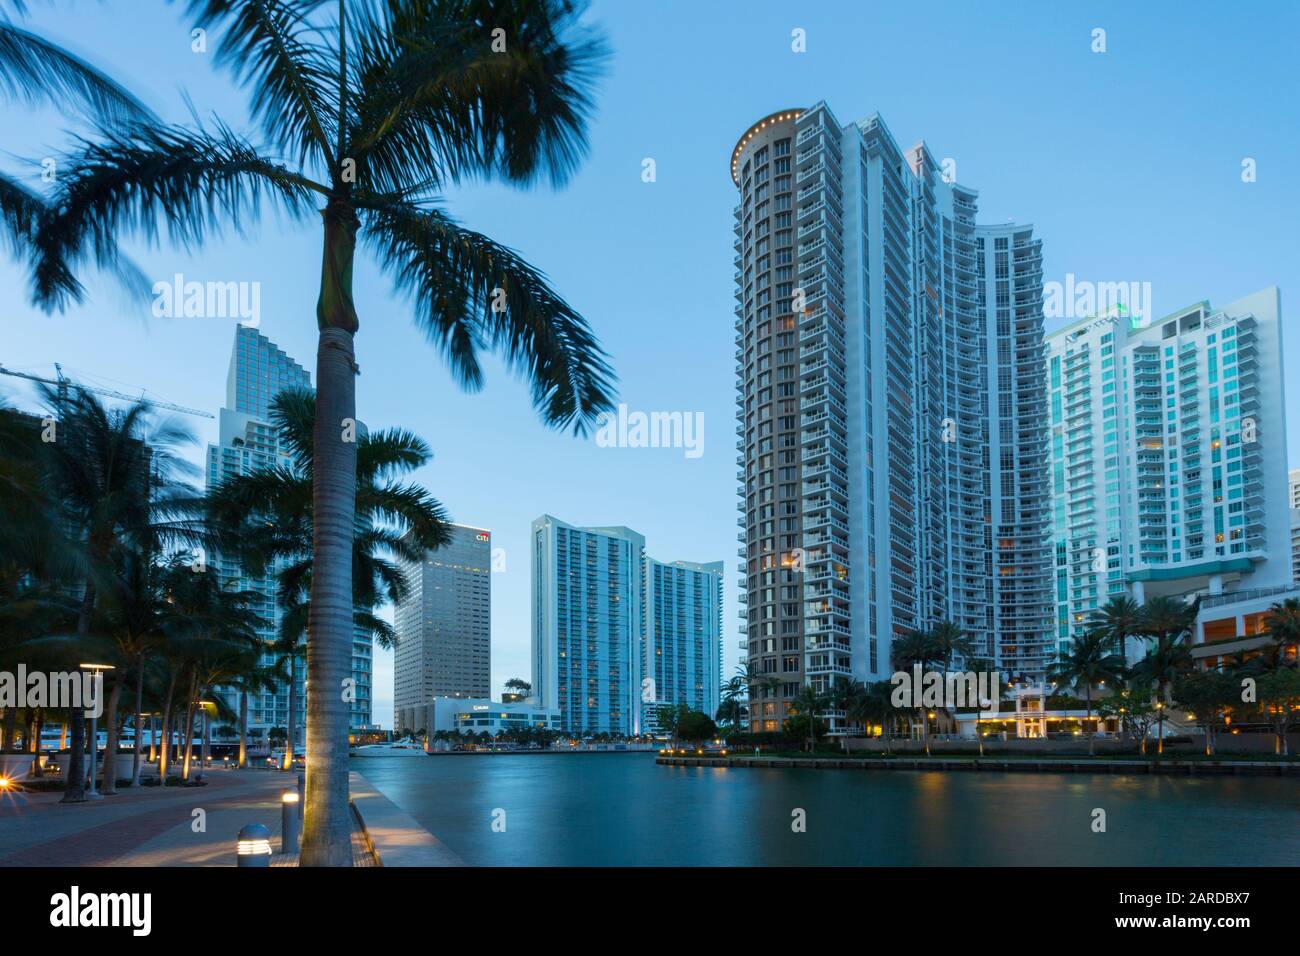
[{"x1": 0, "y1": 768, "x2": 372, "y2": 866}]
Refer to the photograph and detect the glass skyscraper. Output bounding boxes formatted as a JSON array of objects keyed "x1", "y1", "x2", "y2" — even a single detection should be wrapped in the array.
[
  {"x1": 207, "y1": 326, "x2": 373, "y2": 735},
  {"x1": 732, "y1": 104, "x2": 1052, "y2": 733}
]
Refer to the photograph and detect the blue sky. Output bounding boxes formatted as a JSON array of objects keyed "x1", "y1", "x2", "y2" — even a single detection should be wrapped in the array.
[{"x1": 3, "y1": 1, "x2": 1298, "y2": 726}]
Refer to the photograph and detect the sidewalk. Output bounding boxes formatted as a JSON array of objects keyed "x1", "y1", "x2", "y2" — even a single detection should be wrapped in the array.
[{"x1": 0, "y1": 767, "x2": 371, "y2": 867}]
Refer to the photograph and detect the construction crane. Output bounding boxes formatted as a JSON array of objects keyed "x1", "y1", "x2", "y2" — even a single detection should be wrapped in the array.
[{"x1": 0, "y1": 363, "x2": 215, "y2": 419}]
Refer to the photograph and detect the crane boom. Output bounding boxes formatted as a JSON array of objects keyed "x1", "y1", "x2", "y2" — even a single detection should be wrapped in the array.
[{"x1": 0, "y1": 364, "x2": 215, "y2": 419}]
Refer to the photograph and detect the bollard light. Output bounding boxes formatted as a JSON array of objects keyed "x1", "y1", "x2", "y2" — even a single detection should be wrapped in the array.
[
  {"x1": 236, "y1": 823, "x2": 273, "y2": 867},
  {"x1": 281, "y1": 790, "x2": 300, "y2": 855}
]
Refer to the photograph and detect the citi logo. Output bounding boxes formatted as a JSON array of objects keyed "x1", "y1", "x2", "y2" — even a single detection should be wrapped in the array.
[{"x1": 49, "y1": 886, "x2": 151, "y2": 936}]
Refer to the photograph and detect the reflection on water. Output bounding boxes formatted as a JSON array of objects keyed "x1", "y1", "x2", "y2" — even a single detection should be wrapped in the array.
[{"x1": 356, "y1": 753, "x2": 1300, "y2": 866}]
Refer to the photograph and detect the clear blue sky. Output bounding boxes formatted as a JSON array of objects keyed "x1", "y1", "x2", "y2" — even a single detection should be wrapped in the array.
[{"x1": 3, "y1": 1, "x2": 1298, "y2": 726}]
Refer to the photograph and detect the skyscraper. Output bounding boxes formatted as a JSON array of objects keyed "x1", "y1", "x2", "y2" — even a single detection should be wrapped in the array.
[
  {"x1": 532, "y1": 516, "x2": 644, "y2": 735},
  {"x1": 641, "y1": 558, "x2": 724, "y2": 729},
  {"x1": 731, "y1": 104, "x2": 1051, "y2": 732},
  {"x1": 207, "y1": 326, "x2": 374, "y2": 735},
  {"x1": 531, "y1": 516, "x2": 722, "y2": 735},
  {"x1": 393, "y1": 523, "x2": 492, "y2": 734},
  {"x1": 1045, "y1": 288, "x2": 1291, "y2": 655}
]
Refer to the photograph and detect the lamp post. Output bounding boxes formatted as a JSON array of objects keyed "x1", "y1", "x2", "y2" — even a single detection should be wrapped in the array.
[
  {"x1": 236, "y1": 823, "x2": 272, "y2": 867},
  {"x1": 80, "y1": 663, "x2": 114, "y2": 799},
  {"x1": 281, "y1": 790, "x2": 299, "y2": 855}
]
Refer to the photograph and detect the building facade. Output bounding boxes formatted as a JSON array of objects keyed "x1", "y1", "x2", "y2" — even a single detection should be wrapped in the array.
[
  {"x1": 531, "y1": 516, "x2": 723, "y2": 735},
  {"x1": 207, "y1": 326, "x2": 374, "y2": 735},
  {"x1": 731, "y1": 104, "x2": 1051, "y2": 732},
  {"x1": 399, "y1": 697, "x2": 562, "y2": 739},
  {"x1": 1045, "y1": 288, "x2": 1291, "y2": 659},
  {"x1": 641, "y1": 558, "x2": 724, "y2": 731},
  {"x1": 393, "y1": 524, "x2": 492, "y2": 733}
]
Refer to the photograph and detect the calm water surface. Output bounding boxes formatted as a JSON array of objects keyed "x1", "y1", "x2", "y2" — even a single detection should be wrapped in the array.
[{"x1": 356, "y1": 753, "x2": 1300, "y2": 866}]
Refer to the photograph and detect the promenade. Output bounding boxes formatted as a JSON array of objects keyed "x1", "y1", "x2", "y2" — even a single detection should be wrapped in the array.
[{"x1": 0, "y1": 767, "x2": 372, "y2": 867}]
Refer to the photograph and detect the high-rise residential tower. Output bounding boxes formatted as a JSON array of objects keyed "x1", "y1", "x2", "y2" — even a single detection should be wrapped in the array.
[
  {"x1": 208, "y1": 326, "x2": 374, "y2": 734},
  {"x1": 641, "y1": 558, "x2": 724, "y2": 730},
  {"x1": 731, "y1": 103, "x2": 1051, "y2": 732},
  {"x1": 393, "y1": 524, "x2": 492, "y2": 733},
  {"x1": 1046, "y1": 289, "x2": 1291, "y2": 656},
  {"x1": 531, "y1": 515, "x2": 723, "y2": 735}
]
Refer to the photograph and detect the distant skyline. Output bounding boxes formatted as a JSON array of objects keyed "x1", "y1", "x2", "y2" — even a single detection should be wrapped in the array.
[{"x1": 3, "y1": 1, "x2": 1298, "y2": 726}]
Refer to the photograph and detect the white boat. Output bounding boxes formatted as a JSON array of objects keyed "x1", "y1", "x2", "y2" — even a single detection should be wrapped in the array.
[{"x1": 351, "y1": 742, "x2": 428, "y2": 757}]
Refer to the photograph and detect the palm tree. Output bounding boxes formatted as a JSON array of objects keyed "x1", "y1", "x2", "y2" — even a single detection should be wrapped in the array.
[
  {"x1": 205, "y1": 387, "x2": 450, "y2": 771},
  {"x1": 1085, "y1": 595, "x2": 1143, "y2": 667},
  {"x1": 790, "y1": 682, "x2": 828, "y2": 753},
  {"x1": 1131, "y1": 596, "x2": 1198, "y2": 755},
  {"x1": 37, "y1": 386, "x2": 196, "y2": 801},
  {"x1": 1047, "y1": 630, "x2": 1126, "y2": 756},
  {"x1": 717, "y1": 673, "x2": 748, "y2": 737},
  {"x1": 31, "y1": 0, "x2": 615, "y2": 864},
  {"x1": 846, "y1": 681, "x2": 894, "y2": 754},
  {"x1": 1263, "y1": 598, "x2": 1300, "y2": 667},
  {"x1": 891, "y1": 628, "x2": 938, "y2": 755}
]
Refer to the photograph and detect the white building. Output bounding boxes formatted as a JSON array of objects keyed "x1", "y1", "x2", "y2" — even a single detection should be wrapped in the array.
[
  {"x1": 1045, "y1": 289, "x2": 1291, "y2": 659},
  {"x1": 531, "y1": 516, "x2": 723, "y2": 736},
  {"x1": 731, "y1": 104, "x2": 1052, "y2": 733},
  {"x1": 397, "y1": 697, "x2": 561, "y2": 738}
]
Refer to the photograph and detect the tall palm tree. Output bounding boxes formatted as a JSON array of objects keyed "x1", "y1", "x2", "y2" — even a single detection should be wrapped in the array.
[
  {"x1": 846, "y1": 680, "x2": 894, "y2": 754},
  {"x1": 34, "y1": 1, "x2": 616, "y2": 862},
  {"x1": 891, "y1": 627, "x2": 938, "y2": 755},
  {"x1": 1085, "y1": 595, "x2": 1143, "y2": 668},
  {"x1": 717, "y1": 672, "x2": 748, "y2": 737},
  {"x1": 1131, "y1": 596, "x2": 1198, "y2": 755},
  {"x1": 205, "y1": 387, "x2": 451, "y2": 771},
  {"x1": 37, "y1": 385, "x2": 196, "y2": 801},
  {"x1": 1047, "y1": 630, "x2": 1126, "y2": 756}
]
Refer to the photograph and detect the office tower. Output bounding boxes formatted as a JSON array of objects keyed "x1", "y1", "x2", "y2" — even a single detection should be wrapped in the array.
[
  {"x1": 208, "y1": 326, "x2": 374, "y2": 734},
  {"x1": 642, "y1": 558, "x2": 724, "y2": 728},
  {"x1": 1289, "y1": 469, "x2": 1300, "y2": 510},
  {"x1": 1045, "y1": 288, "x2": 1291, "y2": 655},
  {"x1": 730, "y1": 104, "x2": 1051, "y2": 732},
  {"x1": 532, "y1": 516, "x2": 645, "y2": 735},
  {"x1": 393, "y1": 524, "x2": 492, "y2": 733}
]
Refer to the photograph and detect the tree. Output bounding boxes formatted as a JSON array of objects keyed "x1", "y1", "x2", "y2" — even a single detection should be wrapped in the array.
[
  {"x1": 1171, "y1": 669, "x2": 1237, "y2": 756},
  {"x1": 1086, "y1": 595, "x2": 1144, "y2": 668},
  {"x1": 1097, "y1": 688, "x2": 1157, "y2": 755},
  {"x1": 1256, "y1": 668, "x2": 1300, "y2": 756},
  {"x1": 503, "y1": 677, "x2": 532, "y2": 699},
  {"x1": 845, "y1": 679, "x2": 895, "y2": 754},
  {"x1": 790, "y1": 683, "x2": 829, "y2": 753},
  {"x1": 717, "y1": 671, "x2": 749, "y2": 737},
  {"x1": 1131, "y1": 596, "x2": 1198, "y2": 755},
  {"x1": 34, "y1": 0, "x2": 614, "y2": 866},
  {"x1": 205, "y1": 387, "x2": 450, "y2": 773},
  {"x1": 676, "y1": 711, "x2": 717, "y2": 746},
  {"x1": 654, "y1": 703, "x2": 688, "y2": 749},
  {"x1": 891, "y1": 627, "x2": 938, "y2": 755},
  {"x1": 1263, "y1": 599, "x2": 1300, "y2": 668},
  {"x1": 1047, "y1": 629, "x2": 1125, "y2": 755}
]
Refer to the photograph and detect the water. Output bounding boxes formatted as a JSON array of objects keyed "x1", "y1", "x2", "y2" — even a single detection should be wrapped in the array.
[{"x1": 355, "y1": 753, "x2": 1300, "y2": 866}]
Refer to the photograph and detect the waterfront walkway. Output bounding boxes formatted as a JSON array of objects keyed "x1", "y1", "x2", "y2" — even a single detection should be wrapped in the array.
[{"x1": 0, "y1": 768, "x2": 372, "y2": 866}]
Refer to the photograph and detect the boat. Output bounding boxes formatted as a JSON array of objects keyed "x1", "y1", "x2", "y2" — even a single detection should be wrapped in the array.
[{"x1": 351, "y1": 741, "x2": 428, "y2": 757}]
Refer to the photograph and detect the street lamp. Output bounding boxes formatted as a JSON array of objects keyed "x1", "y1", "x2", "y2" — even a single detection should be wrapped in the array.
[{"x1": 80, "y1": 663, "x2": 115, "y2": 799}]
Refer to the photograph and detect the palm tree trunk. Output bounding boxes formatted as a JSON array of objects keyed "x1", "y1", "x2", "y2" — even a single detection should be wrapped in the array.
[
  {"x1": 1086, "y1": 687, "x2": 1095, "y2": 758},
  {"x1": 99, "y1": 677, "x2": 122, "y2": 795},
  {"x1": 181, "y1": 681, "x2": 197, "y2": 781},
  {"x1": 238, "y1": 690, "x2": 248, "y2": 769},
  {"x1": 284, "y1": 654, "x2": 297, "y2": 771},
  {"x1": 129, "y1": 657, "x2": 144, "y2": 785},
  {"x1": 30, "y1": 709, "x2": 43, "y2": 776},
  {"x1": 1, "y1": 706, "x2": 15, "y2": 752},
  {"x1": 197, "y1": 706, "x2": 210, "y2": 781},
  {"x1": 62, "y1": 582, "x2": 96, "y2": 802},
  {"x1": 157, "y1": 671, "x2": 176, "y2": 779},
  {"x1": 301, "y1": 203, "x2": 362, "y2": 866}
]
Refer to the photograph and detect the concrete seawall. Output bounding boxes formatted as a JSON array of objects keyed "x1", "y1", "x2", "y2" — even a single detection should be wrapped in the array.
[
  {"x1": 348, "y1": 771, "x2": 463, "y2": 866},
  {"x1": 657, "y1": 755, "x2": 1300, "y2": 776}
]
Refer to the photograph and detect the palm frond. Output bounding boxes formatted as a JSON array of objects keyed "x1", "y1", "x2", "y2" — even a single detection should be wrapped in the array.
[
  {"x1": 362, "y1": 200, "x2": 616, "y2": 434},
  {"x1": 175, "y1": 0, "x2": 337, "y2": 166}
]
